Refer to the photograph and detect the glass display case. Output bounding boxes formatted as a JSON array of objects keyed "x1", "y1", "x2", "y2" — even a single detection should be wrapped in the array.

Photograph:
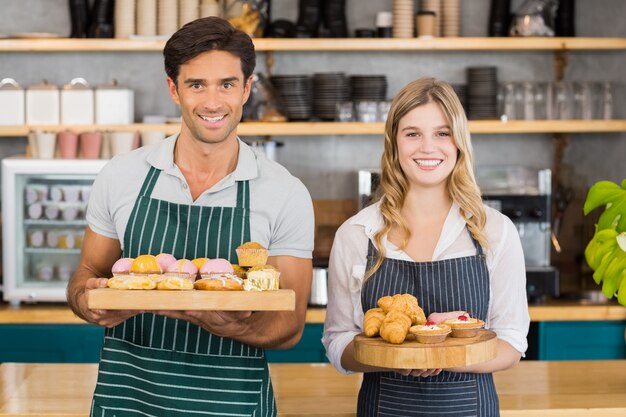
[{"x1": 2, "y1": 158, "x2": 107, "y2": 305}]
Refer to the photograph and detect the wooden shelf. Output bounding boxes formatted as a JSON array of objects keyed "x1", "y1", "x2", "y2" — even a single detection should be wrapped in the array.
[
  {"x1": 2, "y1": 120, "x2": 625, "y2": 137},
  {"x1": 1, "y1": 37, "x2": 625, "y2": 52}
]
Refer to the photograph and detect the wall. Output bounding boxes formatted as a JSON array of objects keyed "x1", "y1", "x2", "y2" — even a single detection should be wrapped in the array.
[{"x1": 1, "y1": 0, "x2": 625, "y2": 292}]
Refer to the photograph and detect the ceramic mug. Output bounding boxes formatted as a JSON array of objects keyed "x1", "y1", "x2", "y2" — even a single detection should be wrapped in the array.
[
  {"x1": 141, "y1": 130, "x2": 166, "y2": 146},
  {"x1": 110, "y1": 131, "x2": 136, "y2": 156},
  {"x1": 34, "y1": 131, "x2": 57, "y2": 159},
  {"x1": 57, "y1": 130, "x2": 79, "y2": 159},
  {"x1": 79, "y1": 131, "x2": 102, "y2": 159}
]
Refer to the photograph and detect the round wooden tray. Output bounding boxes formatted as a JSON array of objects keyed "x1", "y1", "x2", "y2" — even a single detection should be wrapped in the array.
[{"x1": 354, "y1": 329, "x2": 497, "y2": 369}]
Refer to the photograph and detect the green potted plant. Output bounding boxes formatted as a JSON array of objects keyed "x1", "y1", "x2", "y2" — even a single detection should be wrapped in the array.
[{"x1": 583, "y1": 179, "x2": 626, "y2": 306}]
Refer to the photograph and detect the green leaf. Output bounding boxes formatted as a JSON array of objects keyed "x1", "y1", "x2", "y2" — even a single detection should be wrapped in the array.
[{"x1": 584, "y1": 180, "x2": 626, "y2": 232}]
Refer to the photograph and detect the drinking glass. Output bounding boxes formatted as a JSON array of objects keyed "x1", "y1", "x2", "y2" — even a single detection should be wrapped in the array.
[{"x1": 335, "y1": 101, "x2": 355, "y2": 122}]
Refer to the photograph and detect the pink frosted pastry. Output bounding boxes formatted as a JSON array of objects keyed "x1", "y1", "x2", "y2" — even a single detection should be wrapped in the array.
[
  {"x1": 427, "y1": 311, "x2": 468, "y2": 324},
  {"x1": 199, "y1": 258, "x2": 234, "y2": 275},
  {"x1": 166, "y1": 259, "x2": 198, "y2": 280},
  {"x1": 111, "y1": 258, "x2": 134, "y2": 276},
  {"x1": 156, "y1": 253, "x2": 177, "y2": 271}
]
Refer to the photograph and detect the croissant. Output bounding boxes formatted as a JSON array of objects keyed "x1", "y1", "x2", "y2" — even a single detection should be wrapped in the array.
[
  {"x1": 379, "y1": 310, "x2": 412, "y2": 344},
  {"x1": 378, "y1": 294, "x2": 426, "y2": 325},
  {"x1": 363, "y1": 308, "x2": 386, "y2": 337}
]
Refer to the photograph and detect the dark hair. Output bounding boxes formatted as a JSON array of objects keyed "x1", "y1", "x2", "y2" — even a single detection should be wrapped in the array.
[{"x1": 163, "y1": 16, "x2": 256, "y2": 86}]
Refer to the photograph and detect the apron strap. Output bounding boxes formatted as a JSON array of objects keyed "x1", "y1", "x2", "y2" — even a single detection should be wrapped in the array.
[
  {"x1": 236, "y1": 179, "x2": 250, "y2": 209},
  {"x1": 138, "y1": 166, "x2": 162, "y2": 197},
  {"x1": 467, "y1": 226, "x2": 484, "y2": 256}
]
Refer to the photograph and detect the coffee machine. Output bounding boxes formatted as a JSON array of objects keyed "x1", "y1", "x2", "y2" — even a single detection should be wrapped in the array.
[
  {"x1": 477, "y1": 166, "x2": 559, "y2": 303},
  {"x1": 358, "y1": 167, "x2": 559, "y2": 303}
]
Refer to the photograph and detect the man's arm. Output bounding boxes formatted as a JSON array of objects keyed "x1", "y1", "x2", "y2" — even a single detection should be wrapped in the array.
[
  {"x1": 67, "y1": 226, "x2": 141, "y2": 327},
  {"x1": 157, "y1": 255, "x2": 312, "y2": 349}
]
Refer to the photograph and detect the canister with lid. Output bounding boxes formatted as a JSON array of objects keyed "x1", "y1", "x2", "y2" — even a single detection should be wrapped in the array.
[
  {"x1": 0, "y1": 78, "x2": 25, "y2": 125},
  {"x1": 26, "y1": 80, "x2": 60, "y2": 125},
  {"x1": 95, "y1": 80, "x2": 134, "y2": 124},
  {"x1": 61, "y1": 78, "x2": 95, "y2": 124}
]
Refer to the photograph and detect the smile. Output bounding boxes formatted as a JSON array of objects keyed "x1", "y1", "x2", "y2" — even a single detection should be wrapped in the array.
[
  {"x1": 415, "y1": 159, "x2": 442, "y2": 167},
  {"x1": 199, "y1": 115, "x2": 225, "y2": 123}
]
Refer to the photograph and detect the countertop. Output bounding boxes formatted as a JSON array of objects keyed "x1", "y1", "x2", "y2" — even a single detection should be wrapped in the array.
[
  {"x1": 1, "y1": 301, "x2": 625, "y2": 324},
  {"x1": 1, "y1": 361, "x2": 625, "y2": 416}
]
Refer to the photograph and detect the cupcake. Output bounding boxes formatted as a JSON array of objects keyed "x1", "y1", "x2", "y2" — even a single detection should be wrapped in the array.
[
  {"x1": 244, "y1": 264, "x2": 280, "y2": 291},
  {"x1": 195, "y1": 258, "x2": 243, "y2": 291},
  {"x1": 409, "y1": 321, "x2": 451, "y2": 344},
  {"x1": 443, "y1": 313, "x2": 485, "y2": 338},
  {"x1": 111, "y1": 257, "x2": 134, "y2": 276},
  {"x1": 156, "y1": 253, "x2": 177, "y2": 271},
  {"x1": 130, "y1": 254, "x2": 162, "y2": 275},
  {"x1": 236, "y1": 242, "x2": 269, "y2": 267}
]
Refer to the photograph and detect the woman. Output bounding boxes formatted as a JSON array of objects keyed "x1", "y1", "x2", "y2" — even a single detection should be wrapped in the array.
[{"x1": 322, "y1": 77, "x2": 529, "y2": 417}]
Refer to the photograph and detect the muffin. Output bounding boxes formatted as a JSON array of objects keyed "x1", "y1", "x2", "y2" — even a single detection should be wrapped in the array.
[
  {"x1": 236, "y1": 241, "x2": 269, "y2": 267},
  {"x1": 409, "y1": 321, "x2": 451, "y2": 344},
  {"x1": 443, "y1": 313, "x2": 485, "y2": 338}
]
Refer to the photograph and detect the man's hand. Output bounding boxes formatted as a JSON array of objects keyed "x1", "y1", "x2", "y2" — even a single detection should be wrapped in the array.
[
  {"x1": 395, "y1": 368, "x2": 443, "y2": 378},
  {"x1": 77, "y1": 277, "x2": 144, "y2": 328},
  {"x1": 152, "y1": 310, "x2": 253, "y2": 338}
]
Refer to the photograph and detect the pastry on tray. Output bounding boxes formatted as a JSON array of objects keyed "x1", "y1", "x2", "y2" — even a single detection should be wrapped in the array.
[
  {"x1": 107, "y1": 274, "x2": 158, "y2": 290},
  {"x1": 443, "y1": 313, "x2": 485, "y2": 338},
  {"x1": 243, "y1": 264, "x2": 280, "y2": 291},
  {"x1": 195, "y1": 258, "x2": 243, "y2": 291},
  {"x1": 409, "y1": 321, "x2": 451, "y2": 344},
  {"x1": 236, "y1": 241, "x2": 269, "y2": 267}
]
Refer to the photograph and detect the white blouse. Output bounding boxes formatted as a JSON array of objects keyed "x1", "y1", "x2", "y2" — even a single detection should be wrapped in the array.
[{"x1": 322, "y1": 202, "x2": 530, "y2": 374}]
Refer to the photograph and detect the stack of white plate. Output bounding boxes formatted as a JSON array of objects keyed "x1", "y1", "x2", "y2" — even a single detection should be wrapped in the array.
[
  {"x1": 179, "y1": 0, "x2": 199, "y2": 27},
  {"x1": 442, "y1": 0, "x2": 461, "y2": 37},
  {"x1": 200, "y1": 0, "x2": 222, "y2": 18},
  {"x1": 136, "y1": 0, "x2": 157, "y2": 36},
  {"x1": 421, "y1": 0, "x2": 442, "y2": 37},
  {"x1": 115, "y1": 0, "x2": 136, "y2": 38},
  {"x1": 158, "y1": 0, "x2": 178, "y2": 36},
  {"x1": 392, "y1": 0, "x2": 414, "y2": 38}
]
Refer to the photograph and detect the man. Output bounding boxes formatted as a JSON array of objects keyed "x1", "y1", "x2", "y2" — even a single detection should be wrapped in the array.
[{"x1": 67, "y1": 16, "x2": 314, "y2": 417}]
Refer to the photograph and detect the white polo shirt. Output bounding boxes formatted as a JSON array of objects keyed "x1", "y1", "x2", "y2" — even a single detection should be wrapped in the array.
[
  {"x1": 87, "y1": 134, "x2": 314, "y2": 258},
  {"x1": 322, "y1": 202, "x2": 530, "y2": 374}
]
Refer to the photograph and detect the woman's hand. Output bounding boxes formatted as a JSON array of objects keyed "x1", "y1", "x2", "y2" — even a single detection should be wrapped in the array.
[{"x1": 395, "y1": 368, "x2": 443, "y2": 377}]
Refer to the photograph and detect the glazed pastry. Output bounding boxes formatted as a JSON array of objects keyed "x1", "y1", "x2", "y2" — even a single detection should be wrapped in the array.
[
  {"x1": 111, "y1": 258, "x2": 134, "y2": 276},
  {"x1": 192, "y1": 257, "x2": 209, "y2": 270},
  {"x1": 200, "y1": 258, "x2": 234, "y2": 275},
  {"x1": 379, "y1": 310, "x2": 412, "y2": 344},
  {"x1": 232, "y1": 264, "x2": 247, "y2": 279},
  {"x1": 363, "y1": 307, "x2": 386, "y2": 337},
  {"x1": 165, "y1": 259, "x2": 198, "y2": 280},
  {"x1": 244, "y1": 265, "x2": 280, "y2": 291},
  {"x1": 130, "y1": 255, "x2": 162, "y2": 275},
  {"x1": 107, "y1": 275, "x2": 157, "y2": 290},
  {"x1": 409, "y1": 321, "x2": 451, "y2": 344},
  {"x1": 156, "y1": 275, "x2": 194, "y2": 290},
  {"x1": 378, "y1": 294, "x2": 426, "y2": 325},
  {"x1": 236, "y1": 241, "x2": 269, "y2": 267},
  {"x1": 427, "y1": 311, "x2": 468, "y2": 324},
  {"x1": 194, "y1": 274, "x2": 244, "y2": 291},
  {"x1": 156, "y1": 253, "x2": 177, "y2": 271}
]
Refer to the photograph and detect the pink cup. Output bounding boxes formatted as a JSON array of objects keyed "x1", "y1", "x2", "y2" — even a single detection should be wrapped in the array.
[
  {"x1": 79, "y1": 131, "x2": 102, "y2": 159},
  {"x1": 57, "y1": 131, "x2": 79, "y2": 159}
]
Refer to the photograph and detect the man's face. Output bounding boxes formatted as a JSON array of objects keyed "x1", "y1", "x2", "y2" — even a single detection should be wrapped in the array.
[{"x1": 167, "y1": 50, "x2": 251, "y2": 146}]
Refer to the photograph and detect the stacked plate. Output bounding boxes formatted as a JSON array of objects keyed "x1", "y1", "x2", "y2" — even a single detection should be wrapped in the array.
[
  {"x1": 157, "y1": 0, "x2": 178, "y2": 36},
  {"x1": 179, "y1": 0, "x2": 200, "y2": 28},
  {"x1": 313, "y1": 73, "x2": 350, "y2": 120},
  {"x1": 421, "y1": 0, "x2": 442, "y2": 37},
  {"x1": 114, "y1": 0, "x2": 135, "y2": 38},
  {"x1": 270, "y1": 75, "x2": 313, "y2": 121},
  {"x1": 466, "y1": 67, "x2": 498, "y2": 120},
  {"x1": 392, "y1": 0, "x2": 415, "y2": 38},
  {"x1": 350, "y1": 75, "x2": 388, "y2": 102},
  {"x1": 450, "y1": 84, "x2": 467, "y2": 112},
  {"x1": 442, "y1": 0, "x2": 461, "y2": 37},
  {"x1": 136, "y1": 0, "x2": 157, "y2": 36}
]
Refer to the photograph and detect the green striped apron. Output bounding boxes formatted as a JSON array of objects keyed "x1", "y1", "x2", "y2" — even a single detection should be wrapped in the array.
[{"x1": 91, "y1": 166, "x2": 275, "y2": 417}]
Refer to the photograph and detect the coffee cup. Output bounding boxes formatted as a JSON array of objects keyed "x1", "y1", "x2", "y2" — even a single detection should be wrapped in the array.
[
  {"x1": 57, "y1": 130, "x2": 79, "y2": 159},
  {"x1": 34, "y1": 131, "x2": 57, "y2": 159},
  {"x1": 79, "y1": 131, "x2": 102, "y2": 159}
]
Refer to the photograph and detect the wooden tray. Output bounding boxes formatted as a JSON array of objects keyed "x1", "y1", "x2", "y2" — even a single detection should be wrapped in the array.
[
  {"x1": 354, "y1": 329, "x2": 497, "y2": 369},
  {"x1": 87, "y1": 288, "x2": 295, "y2": 311}
]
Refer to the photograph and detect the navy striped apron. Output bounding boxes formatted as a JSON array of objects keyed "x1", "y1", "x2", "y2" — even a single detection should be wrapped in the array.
[
  {"x1": 91, "y1": 166, "x2": 275, "y2": 417},
  {"x1": 358, "y1": 232, "x2": 499, "y2": 417}
]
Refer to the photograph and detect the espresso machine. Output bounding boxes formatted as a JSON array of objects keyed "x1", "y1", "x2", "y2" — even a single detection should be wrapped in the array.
[
  {"x1": 477, "y1": 166, "x2": 559, "y2": 304},
  {"x1": 358, "y1": 167, "x2": 559, "y2": 303}
]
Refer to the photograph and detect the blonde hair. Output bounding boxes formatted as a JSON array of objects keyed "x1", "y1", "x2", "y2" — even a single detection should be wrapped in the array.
[{"x1": 365, "y1": 77, "x2": 488, "y2": 280}]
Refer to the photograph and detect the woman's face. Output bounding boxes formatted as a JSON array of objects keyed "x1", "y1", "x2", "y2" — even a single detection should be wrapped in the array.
[{"x1": 396, "y1": 101, "x2": 458, "y2": 191}]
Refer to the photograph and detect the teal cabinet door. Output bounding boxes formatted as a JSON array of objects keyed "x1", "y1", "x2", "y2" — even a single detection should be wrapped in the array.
[
  {"x1": 0, "y1": 324, "x2": 104, "y2": 363},
  {"x1": 537, "y1": 321, "x2": 626, "y2": 360},
  {"x1": 266, "y1": 323, "x2": 328, "y2": 363}
]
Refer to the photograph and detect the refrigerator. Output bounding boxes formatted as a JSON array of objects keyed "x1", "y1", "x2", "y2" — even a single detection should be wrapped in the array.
[{"x1": 2, "y1": 158, "x2": 107, "y2": 305}]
